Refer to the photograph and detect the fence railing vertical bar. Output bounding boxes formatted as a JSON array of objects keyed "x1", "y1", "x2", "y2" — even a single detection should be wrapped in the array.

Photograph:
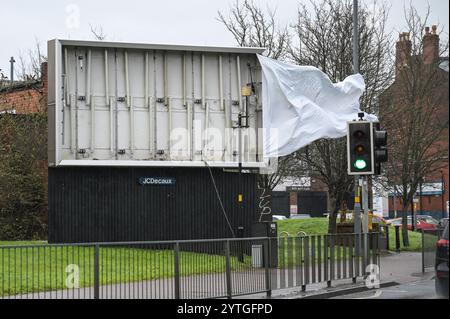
[
  {"x1": 421, "y1": 229, "x2": 425, "y2": 273},
  {"x1": 385, "y1": 226, "x2": 389, "y2": 251},
  {"x1": 363, "y1": 233, "x2": 369, "y2": 278},
  {"x1": 337, "y1": 236, "x2": 342, "y2": 280},
  {"x1": 356, "y1": 233, "x2": 361, "y2": 278},
  {"x1": 174, "y1": 242, "x2": 180, "y2": 299},
  {"x1": 377, "y1": 232, "x2": 381, "y2": 274},
  {"x1": 330, "y1": 234, "x2": 335, "y2": 284},
  {"x1": 317, "y1": 235, "x2": 322, "y2": 283},
  {"x1": 343, "y1": 236, "x2": 347, "y2": 279},
  {"x1": 298, "y1": 236, "x2": 303, "y2": 290},
  {"x1": 350, "y1": 234, "x2": 355, "y2": 283},
  {"x1": 264, "y1": 239, "x2": 271, "y2": 297},
  {"x1": 303, "y1": 236, "x2": 310, "y2": 288},
  {"x1": 311, "y1": 236, "x2": 316, "y2": 283},
  {"x1": 93, "y1": 244, "x2": 100, "y2": 300},
  {"x1": 279, "y1": 237, "x2": 286, "y2": 289},
  {"x1": 324, "y1": 235, "x2": 329, "y2": 286},
  {"x1": 287, "y1": 237, "x2": 293, "y2": 287},
  {"x1": 269, "y1": 238, "x2": 276, "y2": 291},
  {"x1": 224, "y1": 240, "x2": 232, "y2": 299},
  {"x1": 373, "y1": 233, "x2": 378, "y2": 266}
]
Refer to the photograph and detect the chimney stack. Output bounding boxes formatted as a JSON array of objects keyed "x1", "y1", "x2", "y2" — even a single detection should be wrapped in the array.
[
  {"x1": 423, "y1": 25, "x2": 439, "y2": 65},
  {"x1": 395, "y1": 32, "x2": 411, "y2": 78}
]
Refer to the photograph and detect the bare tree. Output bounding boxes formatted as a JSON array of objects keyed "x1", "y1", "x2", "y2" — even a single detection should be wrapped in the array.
[
  {"x1": 218, "y1": 0, "x2": 393, "y2": 230},
  {"x1": 380, "y1": 4, "x2": 449, "y2": 246},
  {"x1": 15, "y1": 38, "x2": 47, "y2": 81},
  {"x1": 218, "y1": 0, "x2": 295, "y2": 221},
  {"x1": 90, "y1": 23, "x2": 107, "y2": 41},
  {"x1": 217, "y1": 0, "x2": 290, "y2": 60},
  {"x1": 0, "y1": 69, "x2": 7, "y2": 87},
  {"x1": 288, "y1": 0, "x2": 393, "y2": 233}
]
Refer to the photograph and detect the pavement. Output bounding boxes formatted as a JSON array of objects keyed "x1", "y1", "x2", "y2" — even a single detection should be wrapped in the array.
[{"x1": 290, "y1": 251, "x2": 441, "y2": 299}]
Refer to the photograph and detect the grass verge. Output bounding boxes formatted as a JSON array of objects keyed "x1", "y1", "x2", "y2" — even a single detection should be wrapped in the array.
[
  {"x1": 0, "y1": 243, "x2": 250, "y2": 297},
  {"x1": 277, "y1": 218, "x2": 424, "y2": 252}
]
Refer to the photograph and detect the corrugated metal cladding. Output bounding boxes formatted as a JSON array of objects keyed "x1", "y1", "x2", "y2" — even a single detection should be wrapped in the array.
[{"x1": 48, "y1": 167, "x2": 257, "y2": 243}]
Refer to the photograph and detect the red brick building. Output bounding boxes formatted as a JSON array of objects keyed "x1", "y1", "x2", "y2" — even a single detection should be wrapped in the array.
[
  {"x1": 0, "y1": 62, "x2": 47, "y2": 114},
  {"x1": 380, "y1": 27, "x2": 449, "y2": 219}
]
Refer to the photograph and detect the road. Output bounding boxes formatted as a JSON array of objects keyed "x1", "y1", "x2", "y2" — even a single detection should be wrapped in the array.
[{"x1": 330, "y1": 279, "x2": 441, "y2": 299}]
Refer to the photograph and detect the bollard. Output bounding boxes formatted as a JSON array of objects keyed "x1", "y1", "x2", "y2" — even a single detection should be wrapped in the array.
[
  {"x1": 385, "y1": 225, "x2": 390, "y2": 250},
  {"x1": 395, "y1": 225, "x2": 401, "y2": 252}
]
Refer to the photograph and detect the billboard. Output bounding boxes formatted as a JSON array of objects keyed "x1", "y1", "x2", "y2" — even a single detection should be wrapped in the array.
[{"x1": 48, "y1": 39, "x2": 266, "y2": 167}]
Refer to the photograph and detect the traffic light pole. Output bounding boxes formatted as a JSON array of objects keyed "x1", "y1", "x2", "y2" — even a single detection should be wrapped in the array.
[
  {"x1": 352, "y1": 0, "x2": 364, "y2": 263},
  {"x1": 362, "y1": 176, "x2": 369, "y2": 271}
]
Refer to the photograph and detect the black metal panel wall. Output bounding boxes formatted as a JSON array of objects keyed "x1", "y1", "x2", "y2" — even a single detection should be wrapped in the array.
[
  {"x1": 48, "y1": 167, "x2": 257, "y2": 243},
  {"x1": 271, "y1": 192, "x2": 290, "y2": 217},
  {"x1": 297, "y1": 191, "x2": 328, "y2": 217}
]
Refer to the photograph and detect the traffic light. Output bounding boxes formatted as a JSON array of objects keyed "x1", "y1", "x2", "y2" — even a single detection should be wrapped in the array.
[
  {"x1": 373, "y1": 122, "x2": 388, "y2": 175},
  {"x1": 347, "y1": 121, "x2": 374, "y2": 175}
]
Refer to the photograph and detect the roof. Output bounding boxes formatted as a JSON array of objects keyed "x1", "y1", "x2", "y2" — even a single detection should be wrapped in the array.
[
  {"x1": 53, "y1": 39, "x2": 267, "y2": 55},
  {"x1": 0, "y1": 80, "x2": 41, "y2": 94}
]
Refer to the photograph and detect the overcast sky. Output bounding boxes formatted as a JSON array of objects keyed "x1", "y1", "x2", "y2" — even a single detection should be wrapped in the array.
[{"x1": 1, "y1": 0, "x2": 448, "y2": 77}]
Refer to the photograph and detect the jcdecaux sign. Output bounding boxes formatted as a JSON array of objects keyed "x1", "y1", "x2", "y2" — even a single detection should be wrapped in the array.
[{"x1": 138, "y1": 177, "x2": 176, "y2": 186}]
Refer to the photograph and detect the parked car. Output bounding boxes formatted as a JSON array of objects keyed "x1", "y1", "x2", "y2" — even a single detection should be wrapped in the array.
[
  {"x1": 290, "y1": 214, "x2": 312, "y2": 219},
  {"x1": 416, "y1": 215, "x2": 440, "y2": 226},
  {"x1": 272, "y1": 215, "x2": 288, "y2": 221},
  {"x1": 435, "y1": 223, "x2": 449, "y2": 298},
  {"x1": 387, "y1": 217, "x2": 437, "y2": 231}
]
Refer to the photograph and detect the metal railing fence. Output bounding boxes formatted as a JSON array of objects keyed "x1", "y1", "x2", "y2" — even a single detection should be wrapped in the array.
[{"x1": 0, "y1": 233, "x2": 379, "y2": 299}]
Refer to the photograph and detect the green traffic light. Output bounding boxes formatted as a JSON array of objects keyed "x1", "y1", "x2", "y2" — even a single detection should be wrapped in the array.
[{"x1": 354, "y1": 159, "x2": 367, "y2": 170}]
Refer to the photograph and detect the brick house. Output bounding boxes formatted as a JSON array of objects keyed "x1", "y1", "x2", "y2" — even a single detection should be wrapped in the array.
[
  {"x1": 0, "y1": 62, "x2": 47, "y2": 114},
  {"x1": 379, "y1": 26, "x2": 449, "y2": 220}
]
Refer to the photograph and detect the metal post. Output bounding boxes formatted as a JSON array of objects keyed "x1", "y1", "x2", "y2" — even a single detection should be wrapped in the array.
[
  {"x1": 94, "y1": 244, "x2": 100, "y2": 299},
  {"x1": 9, "y1": 57, "x2": 15, "y2": 84},
  {"x1": 174, "y1": 242, "x2": 180, "y2": 299},
  {"x1": 421, "y1": 229, "x2": 425, "y2": 273},
  {"x1": 354, "y1": 181, "x2": 362, "y2": 256},
  {"x1": 264, "y1": 239, "x2": 271, "y2": 298},
  {"x1": 362, "y1": 176, "x2": 369, "y2": 273},
  {"x1": 393, "y1": 187, "x2": 398, "y2": 218},
  {"x1": 352, "y1": 0, "x2": 359, "y2": 73},
  {"x1": 238, "y1": 113, "x2": 243, "y2": 174},
  {"x1": 352, "y1": 0, "x2": 363, "y2": 259},
  {"x1": 395, "y1": 225, "x2": 401, "y2": 252},
  {"x1": 385, "y1": 225, "x2": 390, "y2": 251},
  {"x1": 419, "y1": 179, "x2": 423, "y2": 216},
  {"x1": 442, "y1": 171, "x2": 446, "y2": 219},
  {"x1": 329, "y1": 234, "x2": 335, "y2": 287},
  {"x1": 225, "y1": 241, "x2": 232, "y2": 299}
]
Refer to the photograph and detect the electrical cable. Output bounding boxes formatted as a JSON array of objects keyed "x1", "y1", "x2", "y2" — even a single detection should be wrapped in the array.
[{"x1": 203, "y1": 160, "x2": 236, "y2": 238}]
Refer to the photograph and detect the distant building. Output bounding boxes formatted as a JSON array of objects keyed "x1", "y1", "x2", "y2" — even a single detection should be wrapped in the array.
[
  {"x1": 0, "y1": 62, "x2": 47, "y2": 114},
  {"x1": 270, "y1": 175, "x2": 338, "y2": 218},
  {"x1": 379, "y1": 26, "x2": 449, "y2": 219}
]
